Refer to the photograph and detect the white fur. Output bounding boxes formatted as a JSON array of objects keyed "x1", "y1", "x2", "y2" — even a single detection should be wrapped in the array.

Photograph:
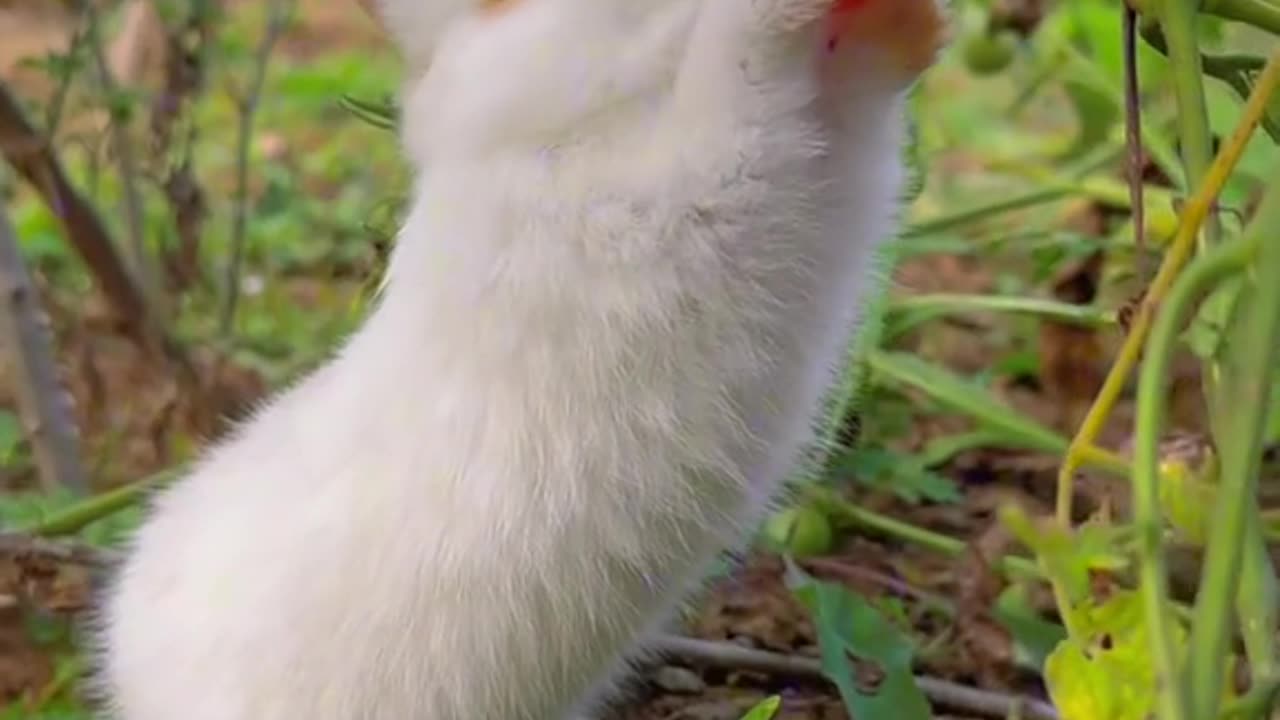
[{"x1": 95, "y1": 1, "x2": 920, "y2": 718}]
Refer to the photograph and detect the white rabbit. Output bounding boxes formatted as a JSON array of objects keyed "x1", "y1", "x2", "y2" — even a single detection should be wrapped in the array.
[{"x1": 94, "y1": 0, "x2": 945, "y2": 718}]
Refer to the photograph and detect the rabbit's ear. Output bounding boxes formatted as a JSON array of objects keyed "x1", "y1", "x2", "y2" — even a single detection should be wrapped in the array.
[{"x1": 374, "y1": 0, "x2": 480, "y2": 73}]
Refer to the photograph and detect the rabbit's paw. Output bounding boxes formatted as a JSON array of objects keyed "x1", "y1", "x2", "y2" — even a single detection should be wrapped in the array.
[
  {"x1": 748, "y1": 0, "x2": 844, "y2": 33},
  {"x1": 828, "y1": 0, "x2": 948, "y2": 79}
]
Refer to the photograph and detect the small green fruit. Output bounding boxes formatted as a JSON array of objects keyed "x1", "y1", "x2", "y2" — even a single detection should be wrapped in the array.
[
  {"x1": 764, "y1": 506, "x2": 834, "y2": 558},
  {"x1": 963, "y1": 30, "x2": 1017, "y2": 76}
]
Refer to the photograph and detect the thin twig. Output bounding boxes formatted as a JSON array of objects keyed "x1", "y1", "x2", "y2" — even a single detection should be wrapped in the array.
[
  {"x1": 0, "y1": 81, "x2": 154, "y2": 353},
  {"x1": 151, "y1": 0, "x2": 218, "y2": 294},
  {"x1": 79, "y1": 0, "x2": 156, "y2": 303},
  {"x1": 29, "y1": 468, "x2": 176, "y2": 538},
  {"x1": 0, "y1": 532, "x2": 116, "y2": 569},
  {"x1": 44, "y1": 22, "x2": 90, "y2": 137},
  {"x1": 800, "y1": 556, "x2": 955, "y2": 616},
  {"x1": 1122, "y1": 4, "x2": 1148, "y2": 281},
  {"x1": 649, "y1": 635, "x2": 1059, "y2": 720},
  {"x1": 0, "y1": 209, "x2": 88, "y2": 496},
  {"x1": 220, "y1": 0, "x2": 296, "y2": 336}
]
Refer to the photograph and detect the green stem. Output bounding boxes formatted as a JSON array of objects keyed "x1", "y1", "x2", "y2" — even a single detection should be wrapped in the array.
[
  {"x1": 27, "y1": 468, "x2": 178, "y2": 537},
  {"x1": 1187, "y1": 172, "x2": 1280, "y2": 720},
  {"x1": 1206, "y1": 0, "x2": 1280, "y2": 35},
  {"x1": 992, "y1": 164, "x2": 1182, "y2": 226},
  {"x1": 1135, "y1": 231, "x2": 1257, "y2": 720},
  {"x1": 866, "y1": 350, "x2": 1132, "y2": 479},
  {"x1": 807, "y1": 486, "x2": 1042, "y2": 580},
  {"x1": 1219, "y1": 677, "x2": 1280, "y2": 719},
  {"x1": 1158, "y1": 0, "x2": 1221, "y2": 249},
  {"x1": 1237, "y1": 508, "x2": 1279, "y2": 684},
  {"x1": 1042, "y1": 36, "x2": 1186, "y2": 187},
  {"x1": 1159, "y1": 0, "x2": 1234, "y2": 472},
  {"x1": 1137, "y1": 23, "x2": 1280, "y2": 143},
  {"x1": 887, "y1": 293, "x2": 1115, "y2": 329},
  {"x1": 904, "y1": 187, "x2": 1074, "y2": 238}
]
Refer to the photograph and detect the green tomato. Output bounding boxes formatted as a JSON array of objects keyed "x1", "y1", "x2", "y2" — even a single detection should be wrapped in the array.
[
  {"x1": 763, "y1": 506, "x2": 834, "y2": 558},
  {"x1": 962, "y1": 30, "x2": 1017, "y2": 76}
]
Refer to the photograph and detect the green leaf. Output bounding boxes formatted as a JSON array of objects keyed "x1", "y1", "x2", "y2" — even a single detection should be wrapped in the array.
[
  {"x1": 340, "y1": 94, "x2": 398, "y2": 131},
  {"x1": 1045, "y1": 638, "x2": 1135, "y2": 720},
  {"x1": 0, "y1": 490, "x2": 80, "y2": 530},
  {"x1": 867, "y1": 350, "x2": 1070, "y2": 455},
  {"x1": 787, "y1": 566, "x2": 931, "y2": 720},
  {"x1": 916, "y1": 430, "x2": 1009, "y2": 468},
  {"x1": 832, "y1": 446, "x2": 961, "y2": 505},
  {"x1": 1000, "y1": 505, "x2": 1128, "y2": 604},
  {"x1": 1044, "y1": 591, "x2": 1200, "y2": 720},
  {"x1": 1157, "y1": 459, "x2": 1217, "y2": 546},
  {"x1": 1060, "y1": 78, "x2": 1120, "y2": 162},
  {"x1": 738, "y1": 696, "x2": 782, "y2": 720},
  {"x1": 1184, "y1": 277, "x2": 1244, "y2": 362},
  {"x1": 993, "y1": 584, "x2": 1067, "y2": 671},
  {"x1": 0, "y1": 410, "x2": 25, "y2": 464}
]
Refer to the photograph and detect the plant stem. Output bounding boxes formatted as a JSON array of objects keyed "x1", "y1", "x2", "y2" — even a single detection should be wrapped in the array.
[
  {"x1": 1237, "y1": 508, "x2": 1279, "y2": 684},
  {"x1": 1057, "y1": 42, "x2": 1187, "y2": 187},
  {"x1": 0, "y1": 208, "x2": 89, "y2": 495},
  {"x1": 904, "y1": 187, "x2": 1074, "y2": 238},
  {"x1": 807, "y1": 486, "x2": 1041, "y2": 580},
  {"x1": 27, "y1": 469, "x2": 178, "y2": 537},
  {"x1": 651, "y1": 635, "x2": 1061, "y2": 720},
  {"x1": 80, "y1": 0, "x2": 157, "y2": 304},
  {"x1": 1206, "y1": 0, "x2": 1280, "y2": 35},
  {"x1": 220, "y1": 0, "x2": 294, "y2": 336},
  {"x1": 1138, "y1": 24, "x2": 1280, "y2": 142},
  {"x1": 866, "y1": 350, "x2": 1132, "y2": 478},
  {"x1": 1159, "y1": 0, "x2": 1220, "y2": 251},
  {"x1": 1055, "y1": 49, "x2": 1280, "y2": 525},
  {"x1": 1160, "y1": 0, "x2": 1239, "y2": 460},
  {"x1": 1186, "y1": 168, "x2": 1280, "y2": 720},
  {"x1": 1134, "y1": 232, "x2": 1257, "y2": 720},
  {"x1": 990, "y1": 163, "x2": 1181, "y2": 238},
  {"x1": 1123, "y1": 3, "x2": 1149, "y2": 279},
  {"x1": 887, "y1": 294, "x2": 1115, "y2": 329}
]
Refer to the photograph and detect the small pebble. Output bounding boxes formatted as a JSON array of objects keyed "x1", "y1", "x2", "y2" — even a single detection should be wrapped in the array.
[
  {"x1": 651, "y1": 666, "x2": 707, "y2": 694},
  {"x1": 669, "y1": 700, "x2": 746, "y2": 720}
]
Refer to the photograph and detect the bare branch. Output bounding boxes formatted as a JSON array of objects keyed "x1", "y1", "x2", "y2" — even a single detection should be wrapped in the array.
[
  {"x1": 649, "y1": 634, "x2": 1060, "y2": 720},
  {"x1": 0, "y1": 79, "x2": 153, "y2": 352},
  {"x1": 0, "y1": 531, "x2": 114, "y2": 569},
  {"x1": 0, "y1": 207, "x2": 88, "y2": 495},
  {"x1": 79, "y1": 0, "x2": 158, "y2": 305},
  {"x1": 1122, "y1": 3, "x2": 1148, "y2": 281},
  {"x1": 220, "y1": 0, "x2": 298, "y2": 335},
  {"x1": 149, "y1": 0, "x2": 218, "y2": 295}
]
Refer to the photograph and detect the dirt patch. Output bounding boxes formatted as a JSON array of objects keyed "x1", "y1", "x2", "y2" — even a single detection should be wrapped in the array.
[{"x1": 0, "y1": 3, "x2": 76, "y2": 95}]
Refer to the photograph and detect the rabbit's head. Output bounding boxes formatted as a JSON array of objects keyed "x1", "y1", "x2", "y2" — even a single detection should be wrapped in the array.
[{"x1": 387, "y1": 0, "x2": 696, "y2": 166}]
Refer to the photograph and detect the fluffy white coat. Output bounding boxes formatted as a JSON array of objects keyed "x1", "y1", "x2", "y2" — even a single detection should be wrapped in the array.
[{"x1": 96, "y1": 0, "x2": 938, "y2": 717}]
